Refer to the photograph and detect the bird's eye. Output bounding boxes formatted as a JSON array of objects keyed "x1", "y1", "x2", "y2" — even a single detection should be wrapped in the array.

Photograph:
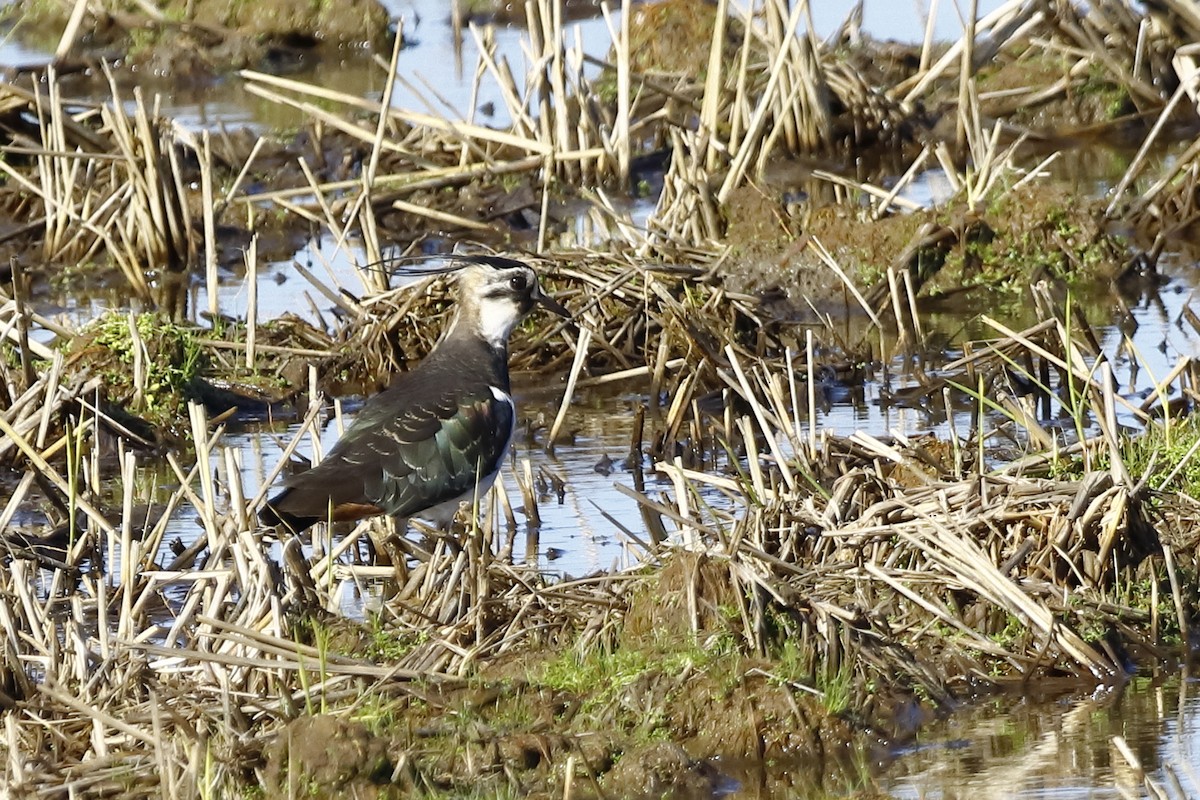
[{"x1": 509, "y1": 274, "x2": 528, "y2": 291}]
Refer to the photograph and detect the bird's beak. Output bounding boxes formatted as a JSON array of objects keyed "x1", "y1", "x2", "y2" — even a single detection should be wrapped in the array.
[{"x1": 535, "y1": 286, "x2": 571, "y2": 319}]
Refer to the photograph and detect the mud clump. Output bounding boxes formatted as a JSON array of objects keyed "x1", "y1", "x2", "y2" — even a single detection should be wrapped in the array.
[
  {"x1": 977, "y1": 52, "x2": 1137, "y2": 131},
  {"x1": 263, "y1": 715, "x2": 394, "y2": 799},
  {"x1": 67, "y1": 311, "x2": 206, "y2": 441},
  {"x1": 3, "y1": 0, "x2": 391, "y2": 76},
  {"x1": 622, "y1": 551, "x2": 740, "y2": 644},
  {"x1": 662, "y1": 669, "x2": 861, "y2": 762},
  {"x1": 186, "y1": 0, "x2": 387, "y2": 45},
  {"x1": 602, "y1": 742, "x2": 726, "y2": 799},
  {"x1": 626, "y1": 0, "x2": 721, "y2": 75},
  {"x1": 719, "y1": 173, "x2": 1126, "y2": 320}
]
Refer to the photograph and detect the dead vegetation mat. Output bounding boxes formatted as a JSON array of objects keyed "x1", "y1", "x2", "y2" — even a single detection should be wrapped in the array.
[
  {"x1": 7, "y1": 283, "x2": 1200, "y2": 794},
  {"x1": 3, "y1": 224, "x2": 1199, "y2": 798},
  {"x1": 8, "y1": 0, "x2": 1200, "y2": 796},
  {"x1": 3, "y1": 433, "x2": 1196, "y2": 797}
]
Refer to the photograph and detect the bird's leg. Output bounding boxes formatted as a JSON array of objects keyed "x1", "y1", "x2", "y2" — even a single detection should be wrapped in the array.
[
  {"x1": 364, "y1": 518, "x2": 411, "y2": 603},
  {"x1": 412, "y1": 514, "x2": 466, "y2": 555},
  {"x1": 367, "y1": 518, "x2": 409, "y2": 573},
  {"x1": 280, "y1": 536, "x2": 321, "y2": 611}
]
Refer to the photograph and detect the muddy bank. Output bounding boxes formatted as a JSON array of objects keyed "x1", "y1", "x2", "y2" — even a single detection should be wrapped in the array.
[
  {"x1": 249, "y1": 553, "x2": 874, "y2": 799},
  {"x1": 1, "y1": 0, "x2": 391, "y2": 76}
]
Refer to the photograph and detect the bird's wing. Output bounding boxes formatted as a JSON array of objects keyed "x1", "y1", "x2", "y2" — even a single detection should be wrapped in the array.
[
  {"x1": 276, "y1": 378, "x2": 515, "y2": 521},
  {"x1": 367, "y1": 384, "x2": 515, "y2": 517}
]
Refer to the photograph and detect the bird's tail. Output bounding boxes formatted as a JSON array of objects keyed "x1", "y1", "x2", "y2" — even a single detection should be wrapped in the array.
[{"x1": 259, "y1": 491, "x2": 316, "y2": 534}]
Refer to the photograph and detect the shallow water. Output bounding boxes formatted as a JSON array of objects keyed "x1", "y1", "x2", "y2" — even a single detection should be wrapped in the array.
[
  {"x1": 0, "y1": 0, "x2": 1009, "y2": 130},
  {"x1": 4, "y1": 1, "x2": 1200, "y2": 796},
  {"x1": 104, "y1": 250, "x2": 1198, "y2": 586},
  {"x1": 881, "y1": 672, "x2": 1200, "y2": 799},
  {"x1": 699, "y1": 671, "x2": 1200, "y2": 799}
]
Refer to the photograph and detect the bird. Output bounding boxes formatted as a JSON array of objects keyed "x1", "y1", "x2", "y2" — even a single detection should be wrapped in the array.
[{"x1": 259, "y1": 255, "x2": 569, "y2": 535}]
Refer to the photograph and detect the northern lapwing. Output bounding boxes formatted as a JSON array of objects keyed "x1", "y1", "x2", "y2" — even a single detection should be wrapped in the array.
[{"x1": 259, "y1": 255, "x2": 569, "y2": 535}]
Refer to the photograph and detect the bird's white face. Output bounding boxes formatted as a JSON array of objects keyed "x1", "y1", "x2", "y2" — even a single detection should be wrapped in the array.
[
  {"x1": 460, "y1": 263, "x2": 541, "y2": 347},
  {"x1": 475, "y1": 287, "x2": 527, "y2": 346}
]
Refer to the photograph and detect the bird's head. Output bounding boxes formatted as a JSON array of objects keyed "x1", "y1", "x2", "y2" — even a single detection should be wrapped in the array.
[{"x1": 454, "y1": 256, "x2": 570, "y2": 347}]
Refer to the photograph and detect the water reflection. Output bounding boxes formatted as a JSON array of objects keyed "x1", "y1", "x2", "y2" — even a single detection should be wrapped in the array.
[
  {"x1": 169, "y1": 384, "x2": 668, "y2": 580},
  {"x1": 0, "y1": 0, "x2": 1012, "y2": 132},
  {"x1": 883, "y1": 673, "x2": 1200, "y2": 799},
  {"x1": 25, "y1": 235, "x2": 1200, "y2": 579},
  {"x1": 0, "y1": 0, "x2": 615, "y2": 131}
]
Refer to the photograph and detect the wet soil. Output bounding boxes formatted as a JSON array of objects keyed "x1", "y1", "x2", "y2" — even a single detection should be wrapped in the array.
[
  {"x1": 626, "y1": 0, "x2": 721, "y2": 77},
  {"x1": 269, "y1": 554, "x2": 874, "y2": 799},
  {"x1": 718, "y1": 173, "x2": 1128, "y2": 323},
  {"x1": 2, "y1": 0, "x2": 391, "y2": 76},
  {"x1": 264, "y1": 715, "x2": 395, "y2": 799}
]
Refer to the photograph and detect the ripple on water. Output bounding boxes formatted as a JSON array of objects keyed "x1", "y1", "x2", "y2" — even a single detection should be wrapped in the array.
[{"x1": 879, "y1": 673, "x2": 1200, "y2": 799}]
